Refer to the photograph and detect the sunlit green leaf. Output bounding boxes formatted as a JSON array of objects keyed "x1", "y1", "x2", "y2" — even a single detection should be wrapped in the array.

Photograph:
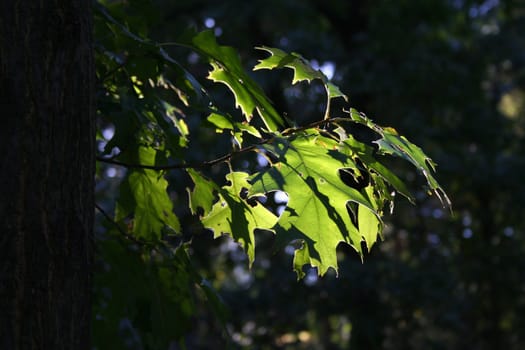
[
  {"x1": 255, "y1": 46, "x2": 348, "y2": 101},
  {"x1": 347, "y1": 108, "x2": 450, "y2": 207},
  {"x1": 207, "y1": 111, "x2": 261, "y2": 146},
  {"x1": 358, "y1": 186, "x2": 382, "y2": 251},
  {"x1": 190, "y1": 31, "x2": 285, "y2": 132},
  {"x1": 255, "y1": 47, "x2": 322, "y2": 84},
  {"x1": 250, "y1": 132, "x2": 378, "y2": 278},
  {"x1": 162, "y1": 100, "x2": 190, "y2": 148},
  {"x1": 341, "y1": 134, "x2": 414, "y2": 202},
  {"x1": 202, "y1": 172, "x2": 278, "y2": 266}
]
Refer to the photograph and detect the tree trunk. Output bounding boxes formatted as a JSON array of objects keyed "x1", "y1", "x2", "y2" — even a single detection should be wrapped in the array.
[{"x1": 0, "y1": 2, "x2": 94, "y2": 349}]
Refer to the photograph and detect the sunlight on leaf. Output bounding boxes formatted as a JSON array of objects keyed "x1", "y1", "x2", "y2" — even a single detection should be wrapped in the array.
[
  {"x1": 202, "y1": 172, "x2": 278, "y2": 267},
  {"x1": 207, "y1": 112, "x2": 261, "y2": 146},
  {"x1": 347, "y1": 108, "x2": 451, "y2": 208},
  {"x1": 190, "y1": 31, "x2": 285, "y2": 132},
  {"x1": 254, "y1": 46, "x2": 348, "y2": 101},
  {"x1": 250, "y1": 132, "x2": 378, "y2": 278}
]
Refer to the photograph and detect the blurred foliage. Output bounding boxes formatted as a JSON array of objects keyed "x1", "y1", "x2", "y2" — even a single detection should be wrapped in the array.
[{"x1": 93, "y1": 0, "x2": 525, "y2": 349}]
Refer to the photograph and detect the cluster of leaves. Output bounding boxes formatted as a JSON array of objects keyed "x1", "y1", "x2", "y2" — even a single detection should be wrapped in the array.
[{"x1": 93, "y1": 1, "x2": 448, "y2": 347}]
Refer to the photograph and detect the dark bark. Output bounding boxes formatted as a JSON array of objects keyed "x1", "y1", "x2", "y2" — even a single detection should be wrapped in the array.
[{"x1": 0, "y1": 1, "x2": 95, "y2": 349}]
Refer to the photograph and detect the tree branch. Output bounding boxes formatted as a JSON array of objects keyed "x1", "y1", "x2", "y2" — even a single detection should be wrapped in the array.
[
  {"x1": 96, "y1": 117, "x2": 354, "y2": 170},
  {"x1": 96, "y1": 143, "x2": 260, "y2": 170}
]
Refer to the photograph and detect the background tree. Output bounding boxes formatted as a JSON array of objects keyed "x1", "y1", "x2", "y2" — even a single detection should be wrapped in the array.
[
  {"x1": 5, "y1": 0, "x2": 518, "y2": 349},
  {"x1": 0, "y1": 2, "x2": 95, "y2": 350}
]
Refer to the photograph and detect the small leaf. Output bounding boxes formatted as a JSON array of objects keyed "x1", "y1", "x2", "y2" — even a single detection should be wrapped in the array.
[
  {"x1": 376, "y1": 129, "x2": 450, "y2": 207},
  {"x1": 154, "y1": 100, "x2": 190, "y2": 152},
  {"x1": 255, "y1": 46, "x2": 348, "y2": 101},
  {"x1": 341, "y1": 135, "x2": 414, "y2": 202},
  {"x1": 207, "y1": 112, "x2": 261, "y2": 146},
  {"x1": 207, "y1": 62, "x2": 256, "y2": 119},
  {"x1": 255, "y1": 47, "x2": 322, "y2": 84},
  {"x1": 190, "y1": 31, "x2": 285, "y2": 132},
  {"x1": 202, "y1": 172, "x2": 278, "y2": 267},
  {"x1": 186, "y1": 169, "x2": 217, "y2": 217},
  {"x1": 326, "y1": 82, "x2": 347, "y2": 100},
  {"x1": 346, "y1": 108, "x2": 450, "y2": 207}
]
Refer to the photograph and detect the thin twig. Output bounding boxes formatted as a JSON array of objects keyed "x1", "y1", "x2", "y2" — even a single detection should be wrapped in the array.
[
  {"x1": 96, "y1": 143, "x2": 260, "y2": 170},
  {"x1": 96, "y1": 117, "x2": 354, "y2": 170},
  {"x1": 281, "y1": 116, "x2": 351, "y2": 136}
]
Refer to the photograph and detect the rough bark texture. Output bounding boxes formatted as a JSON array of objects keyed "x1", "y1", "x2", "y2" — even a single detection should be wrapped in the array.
[{"x1": 0, "y1": 1, "x2": 94, "y2": 349}]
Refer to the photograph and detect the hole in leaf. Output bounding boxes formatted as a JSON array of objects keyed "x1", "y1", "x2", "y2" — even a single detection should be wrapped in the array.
[
  {"x1": 348, "y1": 122, "x2": 382, "y2": 146},
  {"x1": 259, "y1": 191, "x2": 289, "y2": 216},
  {"x1": 346, "y1": 202, "x2": 358, "y2": 228},
  {"x1": 240, "y1": 187, "x2": 249, "y2": 199},
  {"x1": 274, "y1": 191, "x2": 288, "y2": 204},
  {"x1": 339, "y1": 168, "x2": 369, "y2": 191}
]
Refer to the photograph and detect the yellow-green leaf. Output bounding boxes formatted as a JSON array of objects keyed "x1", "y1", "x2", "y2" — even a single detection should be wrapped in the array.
[
  {"x1": 255, "y1": 46, "x2": 348, "y2": 101},
  {"x1": 202, "y1": 172, "x2": 278, "y2": 267},
  {"x1": 250, "y1": 132, "x2": 377, "y2": 278},
  {"x1": 190, "y1": 31, "x2": 285, "y2": 132}
]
